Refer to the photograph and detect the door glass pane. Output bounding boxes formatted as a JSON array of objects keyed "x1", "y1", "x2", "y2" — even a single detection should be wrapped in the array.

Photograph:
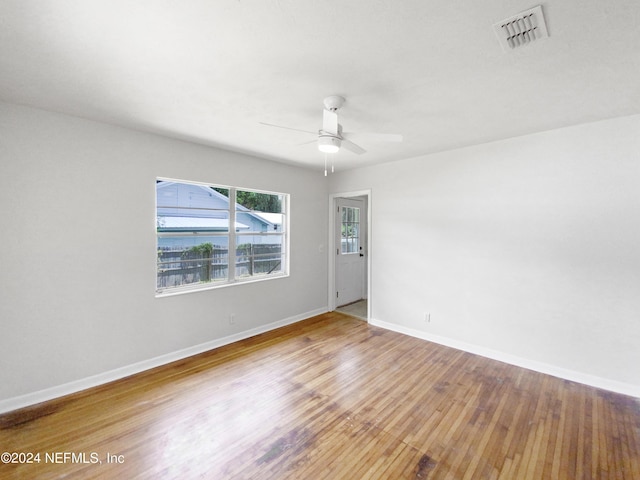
[{"x1": 341, "y1": 206, "x2": 360, "y2": 254}]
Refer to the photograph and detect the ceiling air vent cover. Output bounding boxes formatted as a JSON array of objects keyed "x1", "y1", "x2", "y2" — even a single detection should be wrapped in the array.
[{"x1": 494, "y1": 5, "x2": 549, "y2": 51}]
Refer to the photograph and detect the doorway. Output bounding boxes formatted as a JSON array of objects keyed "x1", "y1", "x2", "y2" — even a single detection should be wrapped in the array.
[{"x1": 329, "y1": 191, "x2": 370, "y2": 321}]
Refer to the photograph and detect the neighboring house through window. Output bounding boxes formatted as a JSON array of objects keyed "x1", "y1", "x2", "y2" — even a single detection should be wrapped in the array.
[{"x1": 156, "y1": 179, "x2": 288, "y2": 295}]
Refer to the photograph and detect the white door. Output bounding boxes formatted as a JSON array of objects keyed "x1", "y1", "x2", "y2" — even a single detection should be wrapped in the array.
[{"x1": 335, "y1": 197, "x2": 365, "y2": 307}]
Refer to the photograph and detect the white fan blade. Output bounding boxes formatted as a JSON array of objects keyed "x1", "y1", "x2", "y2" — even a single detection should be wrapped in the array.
[
  {"x1": 341, "y1": 139, "x2": 366, "y2": 155},
  {"x1": 322, "y1": 109, "x2": 338, "y2": 135},
  {"x1": 342, "y1": 132, "x2": 403, "y2": 142},
  {"x1": 296, "y1": 139, "x2": 317, "y2": 146},
  {"x1": 259, "y1": 122, "x2": 316, "y2": 135}
]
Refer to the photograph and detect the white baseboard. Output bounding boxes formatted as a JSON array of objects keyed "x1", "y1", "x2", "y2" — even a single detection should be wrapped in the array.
[
  {"x1": 0, "y1": 307, "x2": 328, "y2": 414},
  {"x1": 369, "y1": 318, "x2": 640, "y2": 399}
]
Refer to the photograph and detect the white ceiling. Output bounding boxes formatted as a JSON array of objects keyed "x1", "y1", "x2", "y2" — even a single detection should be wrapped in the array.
[{"x1": 2, "y1": 1, "x2": 639, "y2": 172}]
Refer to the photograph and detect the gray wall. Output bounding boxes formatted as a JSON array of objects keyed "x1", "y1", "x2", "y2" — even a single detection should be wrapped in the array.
[
  {"x1": 0, "y1": 102, "x2": 328, "y2": 404},
  {"x1": 330, "y1": 115, "x2": 640, "y2": 393}
]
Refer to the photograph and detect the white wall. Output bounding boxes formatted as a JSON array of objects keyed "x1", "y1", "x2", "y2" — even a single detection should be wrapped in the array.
[
  {"x1": 330, "y1": 115, "x2": 640, "y2": 394},
  {"x1": 0, "y1": 102, "x2": 328, "y2": 407}
]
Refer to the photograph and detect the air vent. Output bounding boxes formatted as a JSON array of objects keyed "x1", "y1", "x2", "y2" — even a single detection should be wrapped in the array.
[{"x1": 493, "y1": 5, "x2": 549, "y2": 51}]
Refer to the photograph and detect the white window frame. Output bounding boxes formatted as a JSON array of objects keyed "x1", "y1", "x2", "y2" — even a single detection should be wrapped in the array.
[{"x1": 156, "y1": 177, "x2": 289, "y2": 297}]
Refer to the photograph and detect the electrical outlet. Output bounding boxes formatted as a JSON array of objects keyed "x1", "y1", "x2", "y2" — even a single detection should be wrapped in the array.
[
  {"x1": 424, "y1": 313, "x2": 431, "y2": 323},
  {"x1": 229, "y1": 314, "x2": 236, "y2": 325}
]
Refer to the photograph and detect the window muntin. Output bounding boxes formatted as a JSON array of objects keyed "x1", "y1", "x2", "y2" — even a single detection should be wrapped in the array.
[{"x1": 156, "y1": 179, "x2": 288, "y2": 295}]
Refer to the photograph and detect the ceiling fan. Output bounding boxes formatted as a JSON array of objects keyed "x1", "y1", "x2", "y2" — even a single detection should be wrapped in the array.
[{"x1": 260, "y1": 95, "x2": 402, "y2": 172}]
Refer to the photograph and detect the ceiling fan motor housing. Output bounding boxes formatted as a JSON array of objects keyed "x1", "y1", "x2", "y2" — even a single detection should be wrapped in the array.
[{"x1": 318, "y1": 135, "x2": 341, "y2": 153}]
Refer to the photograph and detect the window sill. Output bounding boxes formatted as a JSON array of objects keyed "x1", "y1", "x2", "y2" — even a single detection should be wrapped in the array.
[{"x1": 155, "y1": 272, "x2": 289, "y2": 298}]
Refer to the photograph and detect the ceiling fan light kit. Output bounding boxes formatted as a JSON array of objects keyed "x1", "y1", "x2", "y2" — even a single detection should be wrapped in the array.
[{"x1": 318, "y1": 135, "x2": 341, "y2": 153}]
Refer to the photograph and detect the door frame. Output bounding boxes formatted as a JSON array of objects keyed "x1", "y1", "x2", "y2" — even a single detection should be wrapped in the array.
[{"x1": 328, "y1": 189, "x2": 372, "y2": 320}]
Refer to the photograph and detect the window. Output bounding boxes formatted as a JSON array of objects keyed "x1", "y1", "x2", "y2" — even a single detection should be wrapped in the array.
[
  {"x1": 341, "y1": 206, "x2": 360, "y2": 254},
  {"x1": 156, "y1": 179, "x2": 288, "y2": 295}
]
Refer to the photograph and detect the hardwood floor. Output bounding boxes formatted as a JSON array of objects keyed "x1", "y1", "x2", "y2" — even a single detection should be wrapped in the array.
[{"x1": 1, "y1": 312, "x2": 639, "y2": 479}]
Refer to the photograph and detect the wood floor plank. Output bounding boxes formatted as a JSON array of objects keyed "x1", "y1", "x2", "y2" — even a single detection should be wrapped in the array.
[{"x1": 1, "y1": 312, "x2": 639, "y2": 479}]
